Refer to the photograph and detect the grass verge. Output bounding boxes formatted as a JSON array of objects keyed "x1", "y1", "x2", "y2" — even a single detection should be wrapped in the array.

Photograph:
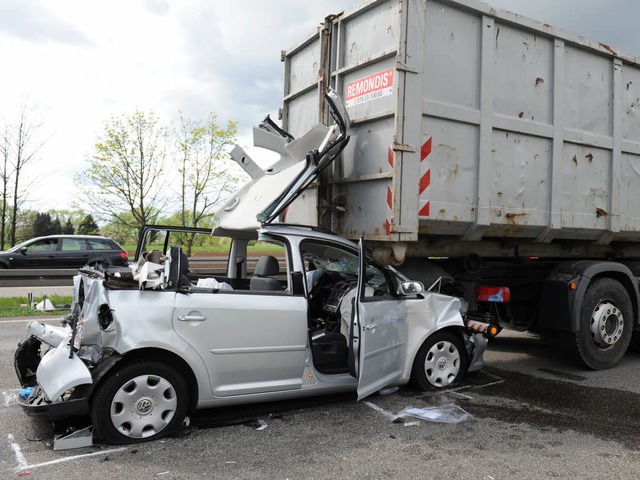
[{"x1": 0, "y1": 295, "x2": 72, "y2": 318}]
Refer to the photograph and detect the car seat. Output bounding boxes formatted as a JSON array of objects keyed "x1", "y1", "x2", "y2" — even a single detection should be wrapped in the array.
[
  {"x1": 250, "y1": 255, "x2": 283, "y2": 291},
  {"x1": 166, "y1": 246, "x2": 190, "y2": 289}
]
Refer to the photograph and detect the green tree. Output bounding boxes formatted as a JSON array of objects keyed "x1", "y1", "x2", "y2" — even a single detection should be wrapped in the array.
[
  {"x1": 0, "y1": 104, "x2": 45, "y2": 247},
  {"x1": 12, "y1": 209, "x2": 37, "y2": 244},
  {"x1": 99, "y1": 211, "x2": 144, "y2": 246},
  {"x1": 51, "y1": 217, "x2": 62, "y2": 234},
  {"x1": 77, "y1": 214, "x2": 100, "y2": 235},
  {"x1": 63, "y1": 218, "x2": 75, "y2": 234},
  {"x1": 33, "y1": 212, "x2": 54, "y2": 237},
  {"x1": 74, "y1": 110, "x2": 167, "y2": 239},
  {"x1": 174, "y1": 113, "x2": 238, "y2": 255}
]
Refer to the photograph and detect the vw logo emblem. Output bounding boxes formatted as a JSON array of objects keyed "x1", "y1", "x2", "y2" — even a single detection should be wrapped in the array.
[{"x1": 136, "y1": 398, "x2": 153, "y2": 415}]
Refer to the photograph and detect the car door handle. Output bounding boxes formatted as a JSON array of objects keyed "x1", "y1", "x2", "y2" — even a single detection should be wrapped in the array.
[{"x1": 177, "y1": 315, "x2": 207, "y2": 322}]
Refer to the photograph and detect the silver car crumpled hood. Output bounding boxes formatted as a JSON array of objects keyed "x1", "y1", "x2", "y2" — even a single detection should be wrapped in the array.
[{"x1": 26, "y1": 272, "x2": 112, "y2": 402}]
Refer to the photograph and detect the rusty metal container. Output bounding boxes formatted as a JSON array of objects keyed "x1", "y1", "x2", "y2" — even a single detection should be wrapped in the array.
[{"x1": 281, "y1": 0, "x2": 640, "y2": 260}]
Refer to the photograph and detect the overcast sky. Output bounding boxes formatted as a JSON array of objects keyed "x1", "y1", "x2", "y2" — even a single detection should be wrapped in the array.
[{"x1": 0, "y1": 0, "x2": 638, "y2": 212}]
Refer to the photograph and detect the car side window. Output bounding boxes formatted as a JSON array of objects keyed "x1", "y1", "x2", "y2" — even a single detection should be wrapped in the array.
[
  {"x1": 61, "y1": 238, "x2": 86, "y2": 251},
  {"x1": 27, "y1": 239, "x2": 58, "y2": 252}
]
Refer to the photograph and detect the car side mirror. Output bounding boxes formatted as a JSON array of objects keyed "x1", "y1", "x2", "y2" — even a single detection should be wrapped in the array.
[
  {"x1": 20, "y1": 247, "x2": 28, "y2": 255},
  {"x1": 398, "y1": 281, "x2": 424, "y2": 296}
]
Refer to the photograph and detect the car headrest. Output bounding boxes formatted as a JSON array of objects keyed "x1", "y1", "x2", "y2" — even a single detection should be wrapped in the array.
[{"x1": 254, "y1": 255, "x2": 279, "y2": 277}]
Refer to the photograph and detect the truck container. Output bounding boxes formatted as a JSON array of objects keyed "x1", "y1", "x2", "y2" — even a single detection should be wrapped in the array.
[{"x1": 279, "y1": 0, "x2": 640, "y2": 369}]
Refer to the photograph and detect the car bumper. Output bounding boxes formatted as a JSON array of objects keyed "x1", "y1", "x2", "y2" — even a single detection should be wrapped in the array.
[{"x1": 17, "y1": 385, "x2": 90, "y2": 420}]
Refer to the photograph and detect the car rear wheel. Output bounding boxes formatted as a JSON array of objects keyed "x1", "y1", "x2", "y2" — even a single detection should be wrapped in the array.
[
  {"x1": 91, "y1": 361, "x2": 188, "y2": 444},
  {"x1": 410, "y1": 331, "x2": 467, "y2": 390}
]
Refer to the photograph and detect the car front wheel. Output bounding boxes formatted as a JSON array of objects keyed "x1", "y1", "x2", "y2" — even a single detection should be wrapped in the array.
[
  {"x1": 91, "y1": 361, "x2": 188, "y2": 444},
  {"x1": 410, "y1": 331, "x2": 467, "y2": 390}
]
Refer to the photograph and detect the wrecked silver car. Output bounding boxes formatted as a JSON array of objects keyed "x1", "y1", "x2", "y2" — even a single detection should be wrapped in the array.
[{"x1": 15, "y1": 90, "x2": 488, "y2": 444}]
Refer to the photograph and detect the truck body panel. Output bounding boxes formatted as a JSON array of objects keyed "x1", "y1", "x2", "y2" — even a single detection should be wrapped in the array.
[{"x1": 282, "y1": 0, "x2": 640, "y2": 259}]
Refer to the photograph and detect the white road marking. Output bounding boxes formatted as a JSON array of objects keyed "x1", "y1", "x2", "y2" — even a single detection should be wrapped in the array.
[
  {"x1": 363, "y1": 401, "x2": 398, "y2": 420},
  {"x1": 452, "y1": 391, "x2": 474, "y2": 400},
  {"x1": 0, "y1": 318, "x2": 62, "y2": 324},
  {"x1": 7, "y1": 434, "x2": 28, "y2": 470},
  {"x1": 474, "y1": 379, "x2": 506, "y2": 389},
  {"x1": 15, "y1": 447, "x2": 127, "y2": 472},
  {"x1": 409, "y1": 371, "x2": 505, "y2": 400}
]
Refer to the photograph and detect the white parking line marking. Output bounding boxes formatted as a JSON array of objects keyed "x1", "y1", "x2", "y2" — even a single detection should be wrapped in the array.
[
  {"x1": 363, "y1": 401, "x2": 397, "y2": 420},
  {"x1": 15, "y1": 447, "x2": 127, "y2": 472},
  {"x1": 474, "y1": 379, "x2": 506, "y2": 388},
  {"x1": 7, "y1": 434, "x2": 28, "y2": 470},
  {"x1": 452, "y1": 391, "x2": 474, "y2": 400},
  {"x1": 0, "y1": 318, "x2": 60, "y2": 324}
]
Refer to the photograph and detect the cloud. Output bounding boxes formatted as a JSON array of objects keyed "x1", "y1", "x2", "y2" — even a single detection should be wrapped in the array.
[
  {"x1": 0, "y1": 0, "x2": 91, "y2": 46},
  {"x1": 164, "y1": 1, "x2": 353, "y2": 138}
]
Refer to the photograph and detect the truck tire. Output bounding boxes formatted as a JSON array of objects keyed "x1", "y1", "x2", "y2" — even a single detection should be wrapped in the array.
[
  {"x1": 91, "y1": 361, "x2": 188, "y2": 444},
  {"x1": 410, "y1": 331, "x2": 467, "y2": 390},
  {"x1": 572, "y1": 278, "x2": 633, "y2": 370}
]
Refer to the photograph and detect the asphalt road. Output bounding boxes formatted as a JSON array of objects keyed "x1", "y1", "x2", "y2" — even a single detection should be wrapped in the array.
[{"x1": 2, "y1": 318, "x2": 640, "y2": 479}]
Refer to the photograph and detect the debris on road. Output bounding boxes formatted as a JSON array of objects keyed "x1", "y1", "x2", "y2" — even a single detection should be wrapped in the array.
[{"x1": 396, "y1": 404, "x2": 470, "y2": 424}]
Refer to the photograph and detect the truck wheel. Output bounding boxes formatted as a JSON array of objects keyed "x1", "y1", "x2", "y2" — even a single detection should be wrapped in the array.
[
  {"x1": 573, "y1": 278, "x2": 632, "y2": 370},
  {"x1": 410, "y1": 331, "x2": 467, "y2": 390},
  {"x1": 91, "y1": 361, "x2": 188, "y2": 444}
]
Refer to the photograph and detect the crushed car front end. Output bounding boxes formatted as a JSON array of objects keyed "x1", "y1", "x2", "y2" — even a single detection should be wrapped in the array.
[{"x1": 14, "y1": 272, "x2": 119, "y2": 419}]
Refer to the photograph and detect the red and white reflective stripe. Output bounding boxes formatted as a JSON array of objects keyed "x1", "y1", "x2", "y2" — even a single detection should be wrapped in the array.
[
  {"x1": 418, "y1": 137, "x2": 432, "y2": 218},
  {"x1": 385, "y1": 146, "x2": 394, "y2": 236}
]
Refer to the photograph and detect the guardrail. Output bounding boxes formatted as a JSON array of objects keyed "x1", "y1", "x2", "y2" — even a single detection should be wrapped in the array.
[
  {"x1": 0, "y1": 256, "x2": 280, "y2": 287},
  {"x1": 0, "y1": 269, "x2": 78, "y2": 287}
]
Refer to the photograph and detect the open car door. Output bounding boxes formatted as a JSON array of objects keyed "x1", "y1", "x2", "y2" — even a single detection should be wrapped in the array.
[{"x1": 351, "y1": 239, "x2": 408, "y2": 400}]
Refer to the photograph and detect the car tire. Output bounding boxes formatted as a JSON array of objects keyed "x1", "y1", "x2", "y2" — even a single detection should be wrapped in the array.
[
  {"x1": 410, "y1": 331, "x2": 467, "y2": 390},
  {"x1": 91, "y1": 361, "x2": 188, "y2": 444},
  {"x1": 569, "y1": 278, "x2": 632, "y2": 370}
]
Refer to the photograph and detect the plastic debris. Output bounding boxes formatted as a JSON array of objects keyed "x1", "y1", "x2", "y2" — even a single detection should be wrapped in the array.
[
  {"x1": 403, "y1": 421, "x2": 421, "y2": 427},
  {"x1": 19, "y1": 387, "x2": 34, "y2": 399},
  {"x1": 35, "y1": 299, "x2": 55, "y2": 311},
  {"x1": 256, "y1": 419, "x2": 268, "y2": 431},
  {"x1": 397, "y1": 404, "x2": 470, "y2": 424},
  {"x1": 53, "y1": 426, "x2": 93, "y2": 450}
]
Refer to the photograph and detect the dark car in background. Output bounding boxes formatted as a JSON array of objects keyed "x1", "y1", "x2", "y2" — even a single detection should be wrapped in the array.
[{"x1": 0, "y1": 235, "x2": 128, "y2": 269}]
